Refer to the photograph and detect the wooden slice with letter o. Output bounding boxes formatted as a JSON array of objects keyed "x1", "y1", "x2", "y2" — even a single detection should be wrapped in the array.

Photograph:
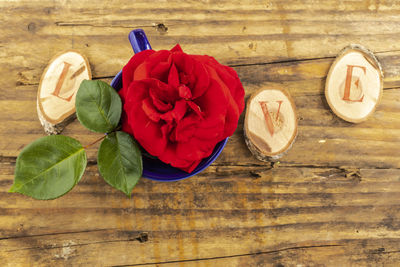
[
  {"x1": 325, "y1": 44, "x2": 383, "y2": 123},
  {"x1": 37, "y1": 50, "x2": 91, "y2": 134},
  {"x1": 244, "y1": 87, "x2": 298, "y2": 161}
]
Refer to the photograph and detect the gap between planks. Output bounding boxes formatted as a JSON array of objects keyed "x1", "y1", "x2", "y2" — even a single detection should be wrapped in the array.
[
  {"x1": 110, "y1": 244, "x2": 343, "y2": 266},
  {"x1": 1, "y1": 157, "x2": 400, "y2": 171},
  {"x1": 12, "y1": 47, "x2": 400, "y2": 88},
  {"x1": 0, "y1": 228, "x2": 115, "y2": 241}
]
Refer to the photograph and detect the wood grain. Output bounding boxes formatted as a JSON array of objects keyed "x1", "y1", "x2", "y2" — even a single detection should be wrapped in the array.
[
  {"x1": 325, "y1": 45, "x2": 383, "y2": 123},
  {"x1": 244, "y1": 87, "x2": 298, "y2": 161},
  {"x1": 37, "y1": 50, "x2": 91, "y2": 134},
  {"x1": 1, "y1": 0, "x2": 400, "y2": 265},
  {"x1": 2, "y1": 163, "x2": 400, "y2": 265}
]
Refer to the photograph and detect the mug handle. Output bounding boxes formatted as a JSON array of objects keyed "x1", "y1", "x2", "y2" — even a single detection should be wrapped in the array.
[{"x1": 128, "y1": 29, "x2": 152, "y2": 54}]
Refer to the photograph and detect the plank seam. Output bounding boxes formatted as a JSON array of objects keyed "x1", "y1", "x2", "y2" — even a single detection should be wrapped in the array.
[
  {"x1": 0, "y1": 228, "x2": 115, "y2": 241},
  {"x1": 109, "y1": 244, "x2": 342, "y2": 266}
]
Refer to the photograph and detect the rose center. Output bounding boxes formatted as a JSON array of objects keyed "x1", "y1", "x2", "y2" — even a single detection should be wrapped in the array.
[
  {"x1": 178, "y1": 84, "x2": 192, "y2": 100},
  {"x1": 179, "y1": 72, "x2": 190, "y2": 85}
]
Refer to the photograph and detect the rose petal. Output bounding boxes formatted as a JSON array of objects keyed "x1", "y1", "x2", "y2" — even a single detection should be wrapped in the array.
[
  {"x1": 172, "y1": 113, "x2": 198, "y2": 142},
  {"x1": 129, "y1": 103, "x2": 167, "y2": 156},
  {"x1": 149, "y1": 88, "x2": 173, "y2": 112},
  {"x1": 176, "y1": 137, "x2": 216, "y2": 161},
  {"x1": 147, "y1": 79, "x2": 178, "y2": 103},
  {"x1": 160, "y1": 99, "x2": 187, "y2": 123},
  {"x1": 159, "y1": 112, "x2": 173, "y2": 122},
  {"x1": 161, "y1": 123, "x2": 174, "y2": 141},
  {"x1": 191, "y1": 55, "x2": 245, "y2": 119},
  {"x1": 182, "y1": 160, "x2": 202, "y2": 173},
  {"x1": 150, "y1": 61, "x2": 171, "y2": 82},
  {"x1": 194, "y1": 77, "x2": 228, "y2": 119},
  {"x1": 124, "y1": 81, "x2": 150, "y2": 109},
  {"x1": 178, "y1": 84, "x2": 192, "y2": 99},
  {"x1": 121, "y1": 112, "x2": 134, "y2": 135},
  {"x1": 212, "y1": 66, "x2": 244, "y2": 136},
  {"x1": 179, "y1": 72, "x2": 189, "y2": 85},
  {"x1": 158, "y1": 142, "x2": 202, "y2": 173},
  {"x1": 172, "y1": 52, "x2": 194, "y2": 75},
  {"x1": 144, "y1": 50, "x2": 171, "y2": 82},
  {"x1": 120, "y1": 50, "x2": 155, "y2": 100},
  {"x1": 142, "y1": 98, "x2": 161, "y2": 122},
  {"x1": 186, "y1": 101, "x2": 204, "y2": 118},
  {"x1": 122, "y1": 50, "x2": 155, "y2": 84},
  {"x1": 199, "y1": 64, "x2": 242, "y2": 137},
  {"x1": 148, "y1": 50, "x2": 171, "y2": 66},
  {"x1": 172, "y1": 99, "x2": 187, "y2": 121},
  {"x1": 191, "y1": 62, "x2": 210, "y2": 99},
  {"x1": 168, "y1": 63, "x2": 180, "y2": 88},
  {"x1": 133, "y1": 61, "x2": 151, "y2": 81},
  {"x1": 171, "y1": 44, "x2": 183, "y2": 53},
  {"x1": 217, "y1": 65, "x2": 245, "y2": 116},
  {"x1": 195, "y1": 116, "x2": 225, "y2": 141}
]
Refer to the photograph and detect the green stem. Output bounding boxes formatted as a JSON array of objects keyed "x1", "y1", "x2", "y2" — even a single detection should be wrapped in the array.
[
  {"x1": 84, "y1": 125, "x2": 122, "y2": 149},
  {"x1": 84, "y1": 134, "x2": 107, "y2": 149}
]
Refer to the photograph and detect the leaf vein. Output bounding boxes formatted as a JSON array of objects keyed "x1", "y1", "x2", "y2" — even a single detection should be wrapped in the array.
[
  {"x1": 14, "y1": 148, "x2": 84, "y2": 191},
  {"x1": 87, "y1": 90, "x2": 113, "y2": 130}
]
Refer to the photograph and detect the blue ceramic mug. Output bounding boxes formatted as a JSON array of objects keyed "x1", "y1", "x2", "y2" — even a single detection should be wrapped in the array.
[{"x1": 111, "y1": 29, "x2": 228, "y2": 182}]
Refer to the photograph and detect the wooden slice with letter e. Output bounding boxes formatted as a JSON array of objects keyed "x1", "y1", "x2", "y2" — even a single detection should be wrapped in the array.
[
  {"x1": 325, "y1": 44, "x2": 383, "y2": 123},
  {"x1": 37, "y1": 50, "x2": 91, "y2": 134},
  {"x1": 244, "y1": 87, "x2": 298, "y2": 161}
]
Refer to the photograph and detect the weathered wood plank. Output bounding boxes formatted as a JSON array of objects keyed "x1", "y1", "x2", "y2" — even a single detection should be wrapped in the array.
[
  {"x1": 1, "y1": 162, "x2": 400, "y2": 265},
  {"x1": 2, "y1": 0, "x2": 400, "y2": 265},
  {"x1": 155, "y1": 240, "x2": 400, "y2": 267},
  {"x1": 2, "y1": 0, "x2": 400, "y2": 84}
]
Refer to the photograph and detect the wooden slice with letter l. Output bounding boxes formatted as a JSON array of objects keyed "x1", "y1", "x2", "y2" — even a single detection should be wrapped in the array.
[
  {"x1": 244, "y1": 87, "x2": 298, "y2": 161},
  {"x1": 37, "y1": 50, "x2": 92, "y2": 134},
  {"x1": 325, "y1": 44, "x2": 383, "y2": 123}
]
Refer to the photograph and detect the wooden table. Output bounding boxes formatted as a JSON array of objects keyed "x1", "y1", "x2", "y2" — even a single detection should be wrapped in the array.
[{"x1": 1, "y1": 1, "x2": 400, "y2": 266}]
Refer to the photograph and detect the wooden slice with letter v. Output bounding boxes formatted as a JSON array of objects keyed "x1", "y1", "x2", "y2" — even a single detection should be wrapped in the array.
[
  {"x1": 37, "y1": 50, "x2": 91, "y2": 134},
  {"x1": 244, "y1": 87, "x2": 298, "y2": 161},
  {"x1": 325, "y1": 44, "x2": 383, "y2": 123}
]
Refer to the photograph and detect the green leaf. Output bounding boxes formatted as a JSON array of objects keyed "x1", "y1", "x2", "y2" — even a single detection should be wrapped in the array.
[
  {"x1": 76, "y1": 80, "x2": 122, "y2": 133},
  {"x1": 98, "y1": 131, "x2": 143, "y2": 197},
  {"x1": 9, "y1": 135, "x2": 87, "y2": 200}
]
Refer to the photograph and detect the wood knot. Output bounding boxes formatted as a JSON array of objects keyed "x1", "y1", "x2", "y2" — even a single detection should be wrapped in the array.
[
  {"x1": 156, "y1": 23, "x2": 168, "y2": 34},
  {"x1": 249, "y1": 171, "x2": 261, "y2": 178},
  {"x1": 44, "y1": 7, "x2": 54, "y2": 15},
  {"x1": 345, "y1": 168, "x2": 362, "y2": 182},
  {"x1": 136, "y1": 232, "x2": 149, "y2": 243},
  {"x1": 27, "y1": 22, "x2": 36, "y2": 33}
]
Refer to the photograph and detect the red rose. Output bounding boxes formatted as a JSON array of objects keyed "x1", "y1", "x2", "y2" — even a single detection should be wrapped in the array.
[{"x1": 119, "y1": 44, "x2": 244, "y2": 172}]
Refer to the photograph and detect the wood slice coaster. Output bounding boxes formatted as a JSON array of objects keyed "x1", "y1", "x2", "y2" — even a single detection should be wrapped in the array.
[
  {"x1": 325, "y1": 44, "x2": 383, "y2": 123},
  {"x1": 244, "y1": 88, "x2": 298, "y2": 161},
  {"x1": 37, "y1": 50, "x2": 91, "y2": 134}
]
